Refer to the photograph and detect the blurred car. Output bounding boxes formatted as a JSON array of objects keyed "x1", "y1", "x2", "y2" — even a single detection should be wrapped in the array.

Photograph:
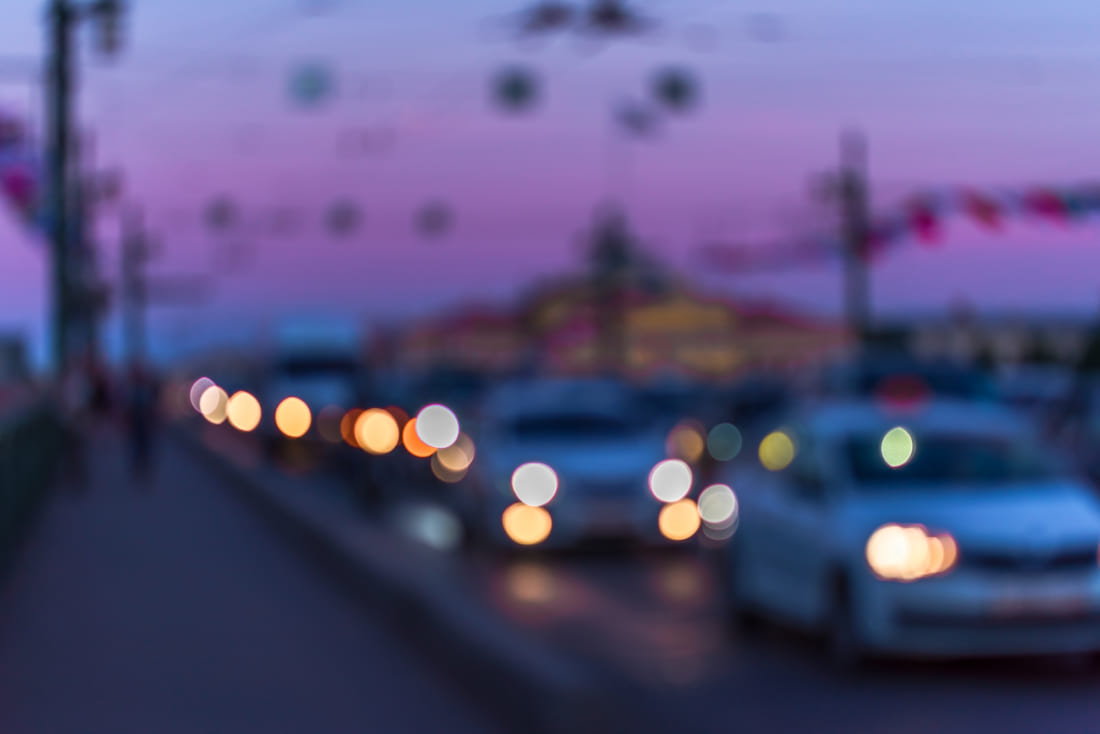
[
  {"x1": 466, "y1": 377, "x2": 675, "y2": 549},
  {"x1": 718, "y1": 398, "x2": 1100, "y2": 664},
  {"x1": 257, "y1": 319, "x2": 366, "y2": 455},
  {"x1": 811, "y1": 351, "x2": 998, "y2": 403},
  {"x1": 996, "y1": 365, "x2": 1074, "y2": 430}
]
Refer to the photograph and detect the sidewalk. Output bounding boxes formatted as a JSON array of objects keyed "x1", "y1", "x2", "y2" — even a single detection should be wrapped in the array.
[{"x1": 0, "y1": 425, "x2": 499, "y2": 734}]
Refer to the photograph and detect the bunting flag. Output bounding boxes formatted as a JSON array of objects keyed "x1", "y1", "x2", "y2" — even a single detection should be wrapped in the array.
[
  {"x1": 0, "y1": 109, "x2": 45, "y2": 232},
  {"x1": 908, "y1": 198, "x2": 940, "y2": 243},
  {"x1": 698, "y1": 181, "x2": 1100, "y2": 274},
  {"x1": 962, "y1": 189, "x2": 1001, "y2": 230},
  {"x1": 1025, "y1": 188, "x2": 1067, "y2": 223}
]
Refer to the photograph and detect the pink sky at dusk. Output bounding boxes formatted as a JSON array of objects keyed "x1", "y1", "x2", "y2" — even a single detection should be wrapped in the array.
[{"x1": 5, "y1": 0, "x2": 1100, "y2": 364}]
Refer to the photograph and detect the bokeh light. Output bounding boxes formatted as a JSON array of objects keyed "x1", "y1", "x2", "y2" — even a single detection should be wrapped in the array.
[
  {"x1": 430, "y1": 453, "x2": 468, "y2": 483},
  {"x1": 666, "y1": 421, "x2": 706, "y2": 463},
  {"x1": 340, "y1": 408, "x2": 363, "y2": 447},
  {"x1": 199, "y1": 385, "x2": 228, "y2": 424},
  {"x1": 511, "y1": 462, "x2": 558, "y2": 507},
  {"x1": 437, "y1": 432, "x2": 476, "y2": 472},
  {"x1": 226, "y1": 391, "x2": 261, "y2": 432},
  {"x1": 502, "y1": 503, "x2": 552, "y2": 546},
  {"x1": 505, "y1": 562, "x2": 556, "y2": 605},
  {"x1": 707, "y1": 423, "x2": 743, "y2": 461},
  {"x1": 697, "y1": 484, "x2": 738, "y2": 527},
  {"x1": 394, "y1": 503, "x2": 463, "y2": 552},
  {"x1": 317, "y1": 405, "x2": 344, "y2": 443},
  {"x1": 275, "y1": 397, "x2": 312, "y2": 438},
  {"x1": 759, "y1": 430, "x2": 796, "y2": 471},
  {"x1": 648, "y1": 459, "x2": 693, "y2": 503},
  {"x1": 881, "y1": 426, "x2": 916, "y2": 468},
  {"x1": 189, "y1": 377, "x2": 215, "y2": 412},
  {"x1": 491, "y1": 65, "x2": 541, "y2": 113},
  {"x1": 865, "y1": 524, "x2": 958, "y2": 581},
  {"x1": 402, "y1": 418, "x2": 436, "y2": 458},
  {"x1": 659, "y1": 499, "x2": 701, "y2": 541},
  {"x1": 415, "y1": 404, "x2": 460, "y2": 448},
  {"x1": 385, "y1": 405, "x2": 410, "y2": 429},
  {"x1": 651, "y1": 66, "x2": 701, "y2": 113},
  {"x1": 355, "y1": 408, "x2": 400, "y2": 455},
  {"x1": 416, "y1": 200, "x2": 454, "y2": 239},
  {"x1": 288, "y1": 60, "x2": 335, "y2": 108}
]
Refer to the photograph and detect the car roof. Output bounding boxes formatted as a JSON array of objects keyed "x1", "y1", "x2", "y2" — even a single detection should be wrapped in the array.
[
  {"x1": 790, "y1": 398, "x2": 1032, "y2": 441},
  {"x1": 482, "y1": 377, "x2": 637, "y2": 421}
]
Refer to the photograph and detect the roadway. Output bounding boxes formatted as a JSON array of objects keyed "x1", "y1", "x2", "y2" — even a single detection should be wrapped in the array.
[{"x1": 0, "y1": 424, "x2": 500, "y2": 734}]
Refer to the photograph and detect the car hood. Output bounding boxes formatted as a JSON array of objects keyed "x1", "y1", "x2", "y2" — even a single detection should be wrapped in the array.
[
  {"x1": 838, "y1": 482, "x2": 1100, "y2": 551},
  {"x1": 483, "y1": 435, "x2": 665, "y2": 485}
]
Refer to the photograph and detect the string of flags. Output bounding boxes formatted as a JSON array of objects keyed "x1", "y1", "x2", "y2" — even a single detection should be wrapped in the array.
[
  {"x1": 699, "y1": 183, "x2": 1100, "y2": 273},
  {"x1": 0, "y1": 108, "x2": 46, "y2": 234}
]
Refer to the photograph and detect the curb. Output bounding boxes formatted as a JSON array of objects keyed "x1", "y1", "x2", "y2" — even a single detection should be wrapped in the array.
[{"x1": 176, "y1": 427, "x2": 620, "y2": 734}]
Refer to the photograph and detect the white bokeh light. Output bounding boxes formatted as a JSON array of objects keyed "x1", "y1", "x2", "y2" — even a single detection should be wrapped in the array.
[
  {"x1": 648, "y1": 459, "x2": 693, "y2": 503},
  {"x1": 189, "y1": 377, "x2": 215, "y2": 413},
  {"x1": 698, "y1": 484, "x2": 738, "y2": 527},
  {"x1": 415, "y1": 404, "x2": 460, "y2": 449},
  {"x1": 511, "y1": 462, "x2": 559, "y2": 507}
]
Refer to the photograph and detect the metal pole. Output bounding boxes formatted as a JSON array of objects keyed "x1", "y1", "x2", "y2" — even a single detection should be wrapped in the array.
[
  {"x1": 46, "y1": 0, "x2": 74, "y2": 374},
  {"x1": 121, "y1": 204, "x2": 146, "y2": 363},
  {"x1": 840, "y1": 129, "x2": 871, "y2": 348}
]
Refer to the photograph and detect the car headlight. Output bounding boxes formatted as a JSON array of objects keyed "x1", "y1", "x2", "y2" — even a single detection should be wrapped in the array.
[
  {"x1": 865, "y1": 524, "x2": 958, "y2": 581},
  {"x1": 511, "y1": 462, "x2": 558, "y2": 507}
]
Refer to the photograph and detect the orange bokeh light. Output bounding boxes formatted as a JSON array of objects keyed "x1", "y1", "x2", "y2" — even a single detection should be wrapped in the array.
[{"x1": 402, "y1": 417, "x2": 436, "y2": 458}]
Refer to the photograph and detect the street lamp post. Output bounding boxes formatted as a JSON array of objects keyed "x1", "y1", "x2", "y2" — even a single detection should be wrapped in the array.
[{"x1": 44, "y1": 0, "x2": 124, "y2": 374}]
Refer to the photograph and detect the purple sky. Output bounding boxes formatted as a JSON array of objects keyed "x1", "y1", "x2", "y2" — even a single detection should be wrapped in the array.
[{"x1": 5, "y1": 0, "x2": 1100, "y2": 364}]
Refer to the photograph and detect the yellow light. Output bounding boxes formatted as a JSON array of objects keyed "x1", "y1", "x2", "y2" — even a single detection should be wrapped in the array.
[
  {"x1": 354, "y1": 408, "x2": 400, "y2": 455},
  {"x1": 402, "y1": 418, "x2": 436, "y2": 458},
  {"x1": 865, "y1": 523, "x2": 957, "y2": 581},
  {"x1": 512, "y1": 462, "x2": 558, "y2": 507},
  {"x1": 659, "y1": 499, "x2": 701, "y2": 541},
  {"x1": 881, "y1": 426, "x2": 916, "y2": 468},
  {"x1": 415, "y1": 404, "x2": 460, "y2": 449},
  {"x1": 437, "y1": 432, "x2": 475, "y2": 471},
  {"x1": 275, "y1": 397, "x2": 312, "y2": 438},
  {"x1": 759, "y1": 430, "x2": 795, "y2": 471},
  {"x1": 226, "y1": 391, "x2": 261, "y2": 432},
  {"x1": 199, "y1": 385, "x2": 228, "y2": 424},
  {"x1": 502, "y1": 503, "x2": 552, "y2": 546},
  {"x1": 648, "y1": 459, "x2": 693, "y2": 503},
  {"x1": 666, "y1": 421, "x2": 706, "y2": 463}
]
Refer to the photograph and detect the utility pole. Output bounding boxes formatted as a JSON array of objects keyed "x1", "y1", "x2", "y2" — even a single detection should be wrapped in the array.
[
  {"x1": 46, "y1": 0, "x2": 74, "y2": 373},
  {"x1": 588, "y1": 204, "x2": 633, "y2": 376},
  {"x1": 120, "y1": 204, "x2": 148, "y2": 363},
  {"x1": 839, "y1": 129, "x2": 871, "y2": 349},
  {"x1": 43, "y1": 0, "x2": 124, "y2": 374}
]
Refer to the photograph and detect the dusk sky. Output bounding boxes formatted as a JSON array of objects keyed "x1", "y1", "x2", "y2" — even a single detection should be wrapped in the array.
[{"x1": 5, "y1": 0, "x2": 1100, "y2": 364}]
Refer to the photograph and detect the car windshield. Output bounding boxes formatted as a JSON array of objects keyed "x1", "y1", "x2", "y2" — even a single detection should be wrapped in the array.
[
  {"x1": 507, "y1": 412, "x2": 642, "y2": 441},
  {"x1": 847, "y1": 433, "x2": 1065, "y2": 486}
]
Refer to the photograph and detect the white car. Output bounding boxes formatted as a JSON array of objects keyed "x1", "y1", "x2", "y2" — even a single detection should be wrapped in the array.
[
  {"x1": 719, "y1": 398, "x2": 1100, "y2": 664},
  {"x1": 468, "y1": 378, "x2": 675, "y2": 549}
]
